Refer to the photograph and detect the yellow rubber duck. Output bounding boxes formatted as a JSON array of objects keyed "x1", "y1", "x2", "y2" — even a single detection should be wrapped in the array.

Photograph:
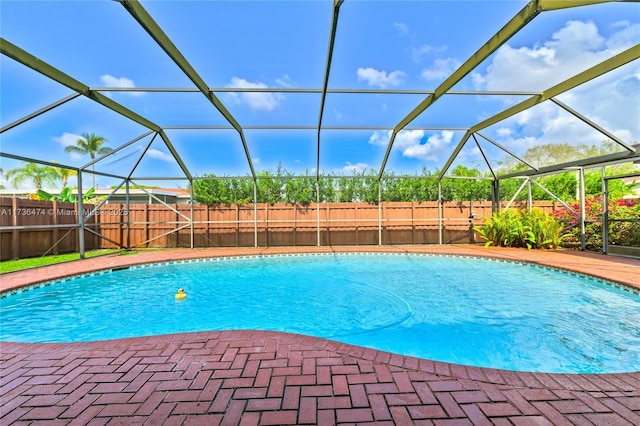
[{"x1": 175, "y1": 288, "x2": 187, "y2": 300}]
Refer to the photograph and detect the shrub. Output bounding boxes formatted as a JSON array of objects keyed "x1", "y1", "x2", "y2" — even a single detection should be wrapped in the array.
[
  {"x1": 475, "y1": 208, "x2": 565, "y2": 249},
  {"x1": 554, "y1": 197, "x2": 640, "y2": 250}
]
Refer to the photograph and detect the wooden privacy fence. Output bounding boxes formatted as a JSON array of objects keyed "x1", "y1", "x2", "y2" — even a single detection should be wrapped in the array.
[
  {"x1": 1, "y1": 198, "x2": 557, "y2": 260},
  {"x1": 0, "y1": 198, "x2": 99, "y2": 260}
]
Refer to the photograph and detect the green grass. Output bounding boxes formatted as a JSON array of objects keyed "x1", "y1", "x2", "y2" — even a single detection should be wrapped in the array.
[{"x1": 0, "y1": 249, "x2": 126, "y2": 274}]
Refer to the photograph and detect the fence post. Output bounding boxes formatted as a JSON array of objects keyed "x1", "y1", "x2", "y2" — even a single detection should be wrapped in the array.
[
  {"x1": 144, "y1": 203, "x2": 149, "y2": 248},
  {"x1": 254, "y1": 182, "x2": 258, "y2": 248},
  {"x1": 492, "y1": 180, "x2": 500, "y2": 213},
  {"x1": 411, "y1": 201, "x2": 415, "y2": 245},
  {"x1": 11, "y1": 197, "x2": 19, "y2": 259},
  {"x1": 234, "y1": 204, "x2": 238, "y2": 247},
  {"x1": 190, "y1": 182, "x2": 194, "y2": 249},
  {"x1": 438, "y1": 180, "x2": 443, "y2": 245},
  {"x1": 125, "y1": 180, "x2": 130, "y2": 249},
  {"x1": 378, "y1": 183, "x2": 382, "y2": 246},
  {"x1": 293, "y1": 203, "x2": 297, "y2": 246},
  {"x1": 316, "y1": 181, "x2": 320, "y2": 247},
  {"x1": 77, "y1": 173, "x2": 85, "y2": 258},
  {"x1": 527, "y1": 177, "x2": 532, "y2": 213},
  {"x1": 601, "y1": 166, "x2": 608, "y2": 255},
  {"x1": 51, "y1": 200, "x2": 59, "y2": 255},
  {"x1": 355, "y1": 203, "x2": 359, "y2": 245},
  {"x1": 579, "y1": 167, "x2": 586, "y2": 251}
]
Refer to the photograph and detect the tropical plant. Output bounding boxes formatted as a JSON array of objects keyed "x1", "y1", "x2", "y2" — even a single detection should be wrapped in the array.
[
  {"x1": 4, "y1": 162, "x2": 59, "y2": 189},
  {"x1": 64, "y1": 133, "x2": 112, "y2": 188},
  {"x1": 36, "y1": 187, "x2": 96, "y2": 203},
  {"x1": 475, "y1": 208, "x2": 565, "y2": 249},
  {"x1": 56, "y1": 168, "x2": 76, "y2": 189},
  {"x1": 554, "y1": 196, "x2": 640, "y2": 250}
]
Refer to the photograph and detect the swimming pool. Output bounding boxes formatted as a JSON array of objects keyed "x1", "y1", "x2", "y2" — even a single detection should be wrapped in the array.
[{"x1": 1, "y1": 253, "x2": 639, "y2": 373}]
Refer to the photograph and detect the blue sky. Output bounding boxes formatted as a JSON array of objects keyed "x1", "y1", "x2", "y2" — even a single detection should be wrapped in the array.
[{"x1": 1, "y1": 0, "x2": 639, "y2": 190}]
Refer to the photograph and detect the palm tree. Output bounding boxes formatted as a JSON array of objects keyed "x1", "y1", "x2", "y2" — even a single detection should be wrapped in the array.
[
  {"x1": 4, "y1": 162, "x2": 60, "y2": 189},
  {"x1": 53, "y1": 165, "x2": 77, "y2": 189},
  {"x1": 65, "y1": 133, "x2": 112, "y2": 188}
]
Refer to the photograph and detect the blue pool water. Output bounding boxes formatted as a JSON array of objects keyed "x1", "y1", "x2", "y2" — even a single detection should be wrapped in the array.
[{"x1": 1, "y1": 253, "x2": 639, "y2": 373}]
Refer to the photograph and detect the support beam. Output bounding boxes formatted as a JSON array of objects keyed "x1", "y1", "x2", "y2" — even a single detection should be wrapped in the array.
[
  {"x1": 127, "y1": 134, "x2": 158, "y2": 180},
  {"x1": 378, "y1": 182, "x2": 382, "y2": 246},
  {"x1": 530, "y1": 178, "x2": 580, "y2": 216},
  {"x1": 476, "y1": 132, "x2": 539, "y2": 172},
  {"x1": 158, "y1": 130, "x2": 193, "y2": 181},
  {"x1": 471, "y1": 134, "x2": 496, "y2": 179},
  {"x1": 470, "y1": 45, "x2": 639, "y2": 134},
  {"x1": 316, "y1": 181, "x2": 321, "y2": 247},
  {"x1": 189, "y1": 181, "x2": 194, "y2": 249},
  {"x1": 378, "y1": 0, "x2": 543, "y2": 179},
  {"x1": 317, "y1": 0, "x2": 344, "y2": 180},
  {"x1": 118, "y1": 0, "x2": 255, "y2": 180},
  {"x1": 0, "y1": 152, "x2": 78, "y2": 172},
  {"x1": 492, "y1": 180, "x2": 500, "y2": 213},
  {"x1": 504, "y1": 179, "x2": 529, "y2": 211},
  {"x1": 438, "y1": 131, "x2": 472, "y2": 179},
  {"x1": 601, "y1": 166, "x2": 609, "y2": 254},
  {"x1": 437, "y1": 181, "x2": 443, "y2": 245},
  {"x1": 550, "y1": 98, "x2": 635, "y2": 152},
  {"x1": 0, "y1": 93, "x2": 81, "y2": 133},
  {"x1": 498, "y1": 150, "x2": 640, "y2": 179},
  {"x1": 82, "y1": 131, "x2": 155, "y2": 171},
  {"x1": 538, "y1": 0, "x2": 623, "y2": 12},
  {"x1": 440, "y1": 44, "x2": 640, "y2": 178},
  {"x1": 1, "y1": 38, "x2": 161, "y2": 132},
  {"x1": 77, "y1": 173, "x2": 85, "y2": 258},
  {"x1": 579, "y1": 168, "x2": 587, "y2": 250},
  {"x1": 93, "y1": 86, "x2": 543, "y2": 96}
]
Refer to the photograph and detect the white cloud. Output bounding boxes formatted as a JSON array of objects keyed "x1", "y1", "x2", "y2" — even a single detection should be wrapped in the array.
[
  {"x1": 337, "y1": 162, "x2": 370, "y2": 175},
  {"x1": 494, "y1": 100, "x2": 635, "y2": 155},
  {"x1": 146, "y1": 148, "x2": 175, "y2": 162},
  {"x1": 99, "y1": 74, "x2": 142, "y2": 96},
  {"x1": 253, "y1": 157, "x2": 260, "y2": 164},
  {"x1": 403, "y1": 131, "x2": 455, "y2": 162},
  {"x1": 411, "y1": 44, "x2": 447, "y2": 63},
  {"x1": 368, "y1": 130, "x2": 392, "y2": 146},
  {"x1": 474, "y1": 20, "x2": 640, "y2": 148},
  {"x1": 53, "y1": 132, "x2": 81, "y2": 147},
  {"x1": 275, "y1": 74, "x2": 293, "y2": 87},
  {"x1": 226, "y1": 77, "x2": 284, "y2": 111},
  {"x1": 357, "y1": 67, "x2": 405, "y2": 88},
  {"x1": 333, "y1": 109, "x2": 343, "y2": 121},
  {"x1": 393, "y1": 21, "x2": 409, "y2": 36},
  {"x1": 420, "y1": 57, "x2": 461, "y2": 81},
  {"x1": 473, "y1": 20, "x2": 637, "y2": 92},
  {"x1": 368, "y1": 130, "x2": 455, "y2": 162},
  {"x1": 53, "y1": 132, "x2": 83, "y2": 160}
]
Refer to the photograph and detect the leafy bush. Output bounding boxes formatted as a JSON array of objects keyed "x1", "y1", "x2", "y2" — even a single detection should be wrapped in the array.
[
  {"x1": 475, "y1": 208, "x2": 564, "y2": 249},
  {"x1": 35, "y1": 187, "x2": 96, "y2": 203},
  {"x1": 554, "y1": 197, "x2": 640, "y2": 250}
]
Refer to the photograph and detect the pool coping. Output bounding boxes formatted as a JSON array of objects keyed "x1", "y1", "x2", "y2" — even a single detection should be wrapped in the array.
[
  {"x1": 2, "y1": 245, "x2": 639, "y2": 294},
  {"x1": 1, "y1": 246, "x2": 639, "y2": 424}
]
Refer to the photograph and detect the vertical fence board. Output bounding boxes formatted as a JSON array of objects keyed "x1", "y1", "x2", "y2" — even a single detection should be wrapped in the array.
[{"x1": 1, "y1": 198, "x2": 558, "y2": 259}]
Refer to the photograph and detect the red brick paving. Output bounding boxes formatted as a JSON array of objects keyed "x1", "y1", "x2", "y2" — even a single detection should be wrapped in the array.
[
  {"x1": 2, "y1": 331, "x2": 639, "y2": 425},
  {"x1": 1, "y1": 246, "x2": 639, "y2": 424}
]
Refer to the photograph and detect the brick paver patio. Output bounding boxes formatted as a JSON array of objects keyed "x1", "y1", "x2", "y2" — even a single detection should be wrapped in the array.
[{"x1": 2, "y1": 246, "x2": 639, "y2": 425}]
